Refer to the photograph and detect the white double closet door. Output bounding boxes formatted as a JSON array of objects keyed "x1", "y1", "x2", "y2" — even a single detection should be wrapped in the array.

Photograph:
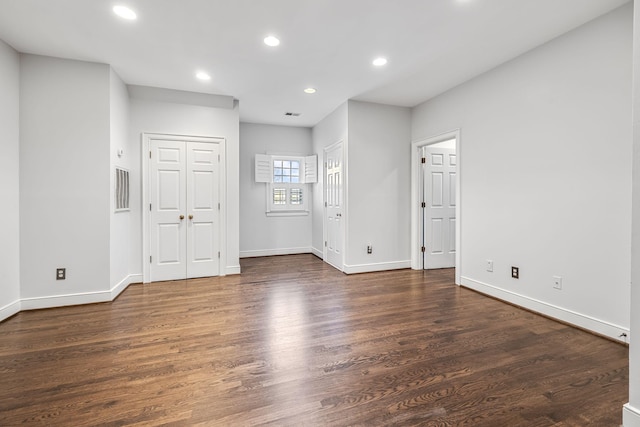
[{"x1": 150, "y1": 139, "x2": 220, "y2": 282}]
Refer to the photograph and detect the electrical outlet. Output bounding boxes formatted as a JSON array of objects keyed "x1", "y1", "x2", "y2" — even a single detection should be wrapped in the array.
[
  {"x1": 511, "y1": 266, "x2": 519, "y2": 279},
  {"x1": 367, "y1": 245, "x2": 372, "y2": 254},
  {"x1": 486, "y1": 260, "x2": 493, "y2": 272},
  {"x1": 56, "y1": 268, "x2": 66, "y2": 280},
  {"x1": 553, "y1": 276, "x2": 562, "y2": 290}
]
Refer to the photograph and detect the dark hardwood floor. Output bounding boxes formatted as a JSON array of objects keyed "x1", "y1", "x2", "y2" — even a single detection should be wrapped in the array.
[{"x1": 0, "y1": 255, "x2": 628, "y2": 426}]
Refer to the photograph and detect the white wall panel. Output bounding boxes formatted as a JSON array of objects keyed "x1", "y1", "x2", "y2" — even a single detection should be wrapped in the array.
[
  {"x1": 0, "y1": 39, "x2": 20, "y2": 320},
  {"x1": 412, "y1": 5, "x2": 632, "y2": 339},
  {"x1": 129, "y1": 91, "x2": 240, "y2": 274},
  {"x1": 20, "y1": 54, "x2": 111, "y2": 300}
]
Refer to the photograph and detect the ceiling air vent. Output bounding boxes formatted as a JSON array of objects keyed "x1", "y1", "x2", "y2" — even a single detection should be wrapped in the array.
[{"x1": 284, "y1": 112, "x2": 301, "y2": 117}]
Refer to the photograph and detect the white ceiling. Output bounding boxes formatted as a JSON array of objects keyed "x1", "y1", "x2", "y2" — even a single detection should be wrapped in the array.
[{"x1": 0, "y1": 0, "x2": 629, "y2": 127}]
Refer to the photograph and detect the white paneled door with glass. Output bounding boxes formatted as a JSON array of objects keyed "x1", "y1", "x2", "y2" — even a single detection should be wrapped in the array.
[{"x1": 149, "y1": 139, "x2": 221, "y2": 281}]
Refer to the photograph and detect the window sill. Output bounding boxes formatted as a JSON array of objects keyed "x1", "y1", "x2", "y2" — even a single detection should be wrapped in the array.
[{"x1": 266, "y1": 210, "x2": 310, "y2": 217}]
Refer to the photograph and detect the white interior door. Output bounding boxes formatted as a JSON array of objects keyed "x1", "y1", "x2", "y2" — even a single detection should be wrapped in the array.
[
  {"x1": 324, "y1": 142, "x2": 344, "y2": 270},
  {"x1": 423, "y1": 145, "x2": 456, "y2": 269},
  {"x1": 150, "y1": 140, "x2": 187, "y2": 281},
  {"x1": 150, "y1": 139, "x2": 220, "y2": 281},
  {"x1": 186, "y1": 142, "x2": 220, "y2": 278}
]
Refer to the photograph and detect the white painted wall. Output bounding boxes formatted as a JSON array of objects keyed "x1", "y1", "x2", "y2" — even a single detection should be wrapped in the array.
[
  {"x1": 109, "y1": 69, "x2": 136, "y2": 297},
  {"x1": 346, "y1": 100, "x2": 412, "y2": 273},
  {"x1": 412, "y1": 5, "x2": 633, "y2": 341},
  {"x1": 129, "y1": 89, "x2": 240, "y2": 275},
  {"x1": 624, "y1": 1, "x2": 640, "y2": 425},
  {"x1": 311, "y1": 102, "x2": 348, "y2": 257},
  {"x1": 239, "y1": 122, "x2": 313, "y2": 257},
  {"x1": 19, "y1": 54, "x2": 111, "y2": 307},
  {"x1": 0, "y1": 40, "x2": 21, "y2": 320}
]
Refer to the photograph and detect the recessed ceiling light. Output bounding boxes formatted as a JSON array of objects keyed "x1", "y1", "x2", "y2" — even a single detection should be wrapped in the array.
[
  {"x1": 304, "y1": 88, "x2": 316, "y2": 94},
  {"x1": 373, "y1": 57, "x2": 388, "y2": 67},
  {"x1": 264, "y1": 36, "x2": 280, "y2": 47},
  {"x1": 196, "y1": 71, "x2": 211, "y2": 81},
  {"x1": 113, "y1": 5, "x2": 137, "y2": 20}
]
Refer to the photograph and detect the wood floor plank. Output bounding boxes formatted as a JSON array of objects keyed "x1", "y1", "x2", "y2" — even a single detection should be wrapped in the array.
[{"x1": 0, "y1": 254, "x2": 628, "y2": 426}]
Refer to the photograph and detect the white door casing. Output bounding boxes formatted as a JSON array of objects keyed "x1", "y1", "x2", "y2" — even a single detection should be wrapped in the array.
[
  {"x1": 324, "y1": 141, "x2": 344, "y2": 271},
  {"x1": 144, "y1": 134, "x2": 224, "y2": 282},
  {"x1": 423, "y1": 146, "x2": 456, "y2": 269}
]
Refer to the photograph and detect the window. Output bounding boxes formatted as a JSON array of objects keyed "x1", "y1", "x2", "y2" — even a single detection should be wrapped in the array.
[
  {"x1": 255, "y1": 153, "x2": 317, "y2": 216},
  {"x1": 273, "y1": 188, "x2": 287, "y2": 205},
  {"x1": 290, "y1": 188, "x2": 303, "y2": 205},
  {"x1": 274, "y1": 160, "x2": 300, "y2": 183}
]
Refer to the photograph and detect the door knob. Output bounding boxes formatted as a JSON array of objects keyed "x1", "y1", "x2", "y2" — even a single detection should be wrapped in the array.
[
  {"x1": 189, "y1": 214, "x2": 194, "y2": 220},
  {"x1": 179, "y1": 215, "x2": 185, "y2": 220}
]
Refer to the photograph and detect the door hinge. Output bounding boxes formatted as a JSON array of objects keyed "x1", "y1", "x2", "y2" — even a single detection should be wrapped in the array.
[
  {"x1": 149, "y1": 151, "x2": 152, "y2": 159},
  {"x1": 150, "y1": 255, "x2": 152, "y2": 263},
  {"x1": 421, "y1": 202, "x2": 426, "y2": 208},
  {"x1": 218, "y1": 154, "x2": 221, "y2": 162},
  {"x1": 218, "y1": 203, "x2": 221, "y2": 210},
  {"x1": 218, "y1": 251, "x2": 221, "y2": 258},
  {"x1": 324, "y1": 241, "x2": 327, "y2": 247},
  {"x1": 421, "y1": 157, "x2": 426, "y2": 164},
  {"x1": 421, "y1": 246, "x2": 426, "y2": 253},
  {"x1": 324, "y1": 201, "x2": 327, "y2": 207},
  {"x1": 149, "y1": 203, "x2": 152, "y2": 211}
]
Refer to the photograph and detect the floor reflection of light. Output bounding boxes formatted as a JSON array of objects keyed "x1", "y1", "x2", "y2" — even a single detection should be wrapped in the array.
[{"x1": 265, "y1": 287, "x2": 313, "y2": 405}]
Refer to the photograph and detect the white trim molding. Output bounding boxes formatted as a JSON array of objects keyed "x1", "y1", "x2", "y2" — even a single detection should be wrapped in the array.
[
  {"x1": 411, "y1": 130, "x2": 461, "y2": 285},
  {"x1": 225, "y1": 265, "x2": 241, "y2": 275},
  {"x1": 312, "y1": 247, "x2": 323, "y2": 259},
  {"x1": 240, "y1": 247, "x2": 313, "y2": 258},
  {"x1": 21, "y1": 290, "x2": 113, "y2": 311},
  {"x1": 4, "y1": 275, "x2": 143, "y2": 317},
  {"x1": 111, "y1": 274, "x2": 142, "y2": 300},
  {"x1": 0, "y1": 299, "x2": 21, "y2": 322},
  {"x1": 461, "y1": 276, "x2": 630, "y2": 343},
  {"x1": 624, "y1": 404, "x2": 640, "y2": 427},
  {"x1": 343, "y1": 260, "x2": 411, "y2": 275}
]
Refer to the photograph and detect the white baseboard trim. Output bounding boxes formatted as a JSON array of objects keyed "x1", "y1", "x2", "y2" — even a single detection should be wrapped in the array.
[
  {"x1": 460, "y1": 276, "x2": 630, "y2": 343},
  {"x1": 239, "y1": 247, "x2": 312, "y2": 258},
  {"x1": 0, "y1": 299, "x2": 21, "y2": 322},
  {"x1": 312, "y1": 247, "x2": 323, "y2": 259},
  {"x1": 19, "y1": 273, "x2": 143, "y2": 312},
  {"x1": 225, "y1": 265, "x2": 241, "y2": 275},
  {"x1": 111, "y1": 274, "x2": 142, "y2": 300},
  {"x1": 21, "y1": 290, "x2": 112, "y2": 311},
  {"x1": 624, "y1": 404, "x2": 640, "y2": 427},
  {"x1": 343, "y1": 260, "x2": 411, "y2": 275}
]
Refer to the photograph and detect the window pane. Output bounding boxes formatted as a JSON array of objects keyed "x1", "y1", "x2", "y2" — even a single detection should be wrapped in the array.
[
  {"x1": 283, "y1": 160, "x2": 291, "y2": 168},
  {"x1": 291, "y1": 188, "x2": 303, "y2": 205},
  {"x1": 282, "y1": 176, "x2": 291, "y2": 183},
  {"x1": 273, "y1": 188, "x2": 286, "y2": 204},
  {"x1": 291, "y1": 168, "x2": 299, "y2": 176},
  {"x1": 274, "y1": 176, "x2": 283, "y2": 183},
  {"x1": 274, "y1": 160, "x2": 282, "y2": 168},
  {"x1": 291, "y1": 161, "x2": 300, "y2": 169},
  {"x1": 274, "y1": 168, "x2": 283, "y2": 176}
]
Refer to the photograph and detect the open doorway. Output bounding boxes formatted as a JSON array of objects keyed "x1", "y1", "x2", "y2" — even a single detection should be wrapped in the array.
[{"x1": 411, "y1": 130, "x2": 461, "y2": 284}]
